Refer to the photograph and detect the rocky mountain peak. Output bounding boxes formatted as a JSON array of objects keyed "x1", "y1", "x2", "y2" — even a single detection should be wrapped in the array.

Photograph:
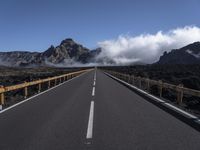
[
  {"x1": 0, "y1": 38, "x2": 101, "y2": 67},
  {"x1": 60, "y1": 38, "x2": 75, "y2": 45},
  {"x1": 157, "y1": 41, "x2": 200, "y2": 64}
]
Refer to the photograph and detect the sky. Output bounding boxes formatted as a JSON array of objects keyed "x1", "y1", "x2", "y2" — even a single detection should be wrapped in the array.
[{"x1": 0, "y1": 0, "x2": 200, "y2": 53}]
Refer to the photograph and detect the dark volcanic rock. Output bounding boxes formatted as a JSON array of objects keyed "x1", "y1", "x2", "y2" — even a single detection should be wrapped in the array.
[
  {"x1": 157, "y1": 42, "x2": 200, "y2": 64},
  {"x1": 0, "y1": 51, "x2": 43, "y2": 67}
]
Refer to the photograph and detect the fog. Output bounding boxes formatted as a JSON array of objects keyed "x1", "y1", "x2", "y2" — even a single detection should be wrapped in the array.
[{"x1": 97, "y1": 26, "x2": 200, "y2": 65}]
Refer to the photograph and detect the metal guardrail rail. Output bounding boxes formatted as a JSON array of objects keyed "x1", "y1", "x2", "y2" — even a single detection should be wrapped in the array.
[
  {"x1": 105, "y1": 70, "x2": 200, "y2": 105},
  {"x1": 0, "y1": 69, "x2": 92, "y2": 106}
]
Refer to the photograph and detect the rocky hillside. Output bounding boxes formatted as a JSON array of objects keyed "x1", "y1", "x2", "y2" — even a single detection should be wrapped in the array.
[
  {"x1": 0, "y1": 38, "x2": 101, "y2": 67},
  {"x1": 157, "y1": 42, "x2": 200, "y2": 64}
]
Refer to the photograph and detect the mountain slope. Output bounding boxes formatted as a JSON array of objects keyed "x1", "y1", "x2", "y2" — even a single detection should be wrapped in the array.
[
  {"x1": 0, "y1": 39, "x2": 101, "y2": 67},
  {"x1": 157, "y1": 42, "x2": 200, "y2": 64}
]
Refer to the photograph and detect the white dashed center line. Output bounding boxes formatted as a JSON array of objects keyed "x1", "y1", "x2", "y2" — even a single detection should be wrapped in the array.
[
  {"x1": 86, "y1": 101, "x2": 94, "y2": 139},
  {"x1": 92, "y1": 87, "x2": 95, "y2": 96},
  {"x1": 86, "y1": 69, "x2": 96, "y2": 141}
]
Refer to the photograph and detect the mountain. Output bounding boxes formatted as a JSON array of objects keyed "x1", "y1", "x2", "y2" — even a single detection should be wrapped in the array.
[
  {"x1": 0, "y1": 38, "x2": 101, "y2": 67},
  {"x1": 157, "y1": 42, "x2": 200, "y2": 64}
]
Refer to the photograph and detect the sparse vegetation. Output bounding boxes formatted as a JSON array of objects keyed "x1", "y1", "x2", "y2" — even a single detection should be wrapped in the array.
[{"x1": 0, "y1": 66, "x2": 90, "y2": 108}]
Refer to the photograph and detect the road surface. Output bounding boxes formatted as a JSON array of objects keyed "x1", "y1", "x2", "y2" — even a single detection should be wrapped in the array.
[{"x1": 0, "y1": 69, "x2": 200, "y2": 150}]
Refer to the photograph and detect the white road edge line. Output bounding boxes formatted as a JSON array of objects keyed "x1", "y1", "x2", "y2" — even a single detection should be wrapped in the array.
[
  {"x1": 105, "y1": 72, "x2": 199, "y2": 120},
  {"x1": 92, "y1": 87, "x2": 95, "y2": 96},
  {"x1": 86, "y1": 101, "x2": 94, "y2": 139},
  {"x1": 93, "y1": 80, "x2": 96, "y2": 86},
  {"x1": 0, "y1": 71, "x2": 90, "y2": 114}
]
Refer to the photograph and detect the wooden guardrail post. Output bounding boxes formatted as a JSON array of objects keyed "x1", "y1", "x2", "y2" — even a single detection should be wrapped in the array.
[
  {"x1": 113, "y1": 72, "x2": 116, "y2": 77},
  {"x1": 38, "y1": 81, "x2": 41, "y2": 93},
  {"x1": 119, "y1": 73, "x2": 121, "y2": 79},
  {"x1": 158, "y1": 80, "x2": 163, "y2": 97},
  {"x1": 125, "y1": 75, "x2": 128, "y2": 82},
  {"x1": 146, "y1": 78, "x2": 150, "y2": 92},
  {"x1": 138, "y1": 77, "x2": 142, "y2": 88},
  {"x1": 124, "y1": 74, "x2": 126, "y2": 81},
  {"x1": 176, "y1": 84, "x2": 184, "y2": 104},
  {"x1": 128, "y1": 75, "x2": 131, "y2": 83},
  {"x1": 55, "y1": 79, "x2": 57, "y2": 86},
  {"x1": 24, "y1": 82, "x2": 28, "y2": 99},
  {"x1": 59, "y1": 77, "x2": 61, "y2": 84},
  {"x1": 116, "y1": 72, "x2": 118, "y2": 78},
  {"x1": 127, "y1": 75, "x2": 129, "y2": 82},
  {"x1": 48, "y1": 79, "x2": 51, "y2": 89},
  {"x1": 131, "y1": 75, "x2": 135, "y2": 85},
  {"x1": 0, "y1": 86, "x2": 5, "y2": 105},
  {"x1": 66, "y1": 75, "x2": 68, "y2": 80}
]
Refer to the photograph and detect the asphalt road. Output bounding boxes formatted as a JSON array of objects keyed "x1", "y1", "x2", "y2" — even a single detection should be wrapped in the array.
[{"x1": 0, "y1": 69, "x2": 200, "y2": 150}]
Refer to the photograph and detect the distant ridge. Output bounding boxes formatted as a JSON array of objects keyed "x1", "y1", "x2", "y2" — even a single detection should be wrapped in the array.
[
  {"x1": 0, "y1": 38, "x2": 101, "y2": 67},
  {"x1": 1, "y1": 40, "x2": 200, "y2": 67},
  {"x1": 157, "y1": 42, "x2": 200, "y2": 64}
]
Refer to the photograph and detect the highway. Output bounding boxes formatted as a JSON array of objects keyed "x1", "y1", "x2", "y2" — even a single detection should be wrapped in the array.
[{"x1": 0, "y1": 69, "x2": 200, "y2": 150}]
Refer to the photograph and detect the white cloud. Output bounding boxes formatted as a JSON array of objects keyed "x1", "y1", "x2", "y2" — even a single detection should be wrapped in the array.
[{"x1": 97, "y1": 26, "x2": 200, "y2": 64}]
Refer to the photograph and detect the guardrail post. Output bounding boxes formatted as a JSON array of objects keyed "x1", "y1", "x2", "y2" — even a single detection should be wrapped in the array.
[
  {"x1": 24, "y1": 82, "x2": 28, "y2": 99},
  {"x1": 116, "y1": 73, "x2": 119, "y2": 78},
  {"x1": 176, "y1": 84, "x2": 184, "y2": 104},
  {"x1": 48, "y1": 79, "x2": 51, "y2": 89},
  {"x1": 0, "y1": 86, "x2": 5, "y2": 105},
  {"x1": 128, "y1": 75, "x2": 131, "y2": 83},
  {"x1": 127, "y1": 75, "x2": 129, "y2": 82},
  {"x1": 38, "y1": 81, "x2": 41, "y2": 93},
  {"x1": 59, "y1": 77, "x2": 61, "y2": 83},
  {"x1": 55, "y1": 79, "x2": 57, "y2": 86},
  {"x1": 113, "y1": 72, "x2": 116, "y2": 77},
  {"x1": 138, "y1": 77, "x2": 141, "y2": 88},
  {"x1": 146, "y1": 78, "x2": 150, "y2": 92},
  {"x1": 131, "y1": 75, "x2": 135, "y2": 85},
  {"x1": 123, "y1": 74, "x2": 126, "y2": 81},
  {"x1": 159, "y1": 80, "x2": 163, "y2": 97}
]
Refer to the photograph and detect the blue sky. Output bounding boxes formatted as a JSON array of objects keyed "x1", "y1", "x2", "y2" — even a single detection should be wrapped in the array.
[{"x1": 0, "y1": 0, "x2": 199, "y2": 52}]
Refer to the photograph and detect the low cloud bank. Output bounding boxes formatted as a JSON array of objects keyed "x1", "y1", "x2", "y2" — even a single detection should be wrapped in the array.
[{"x1": 97, "y1": 26, "x2": 200, "y2": 65}]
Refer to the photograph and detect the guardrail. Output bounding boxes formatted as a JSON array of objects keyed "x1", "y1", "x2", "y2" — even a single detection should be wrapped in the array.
[
  {"x1": 105, "y1": 70, "x2": 200, "y2": 105},
  {"x1": 0, "y1": 69, "x2": 92, "y2": 107}
]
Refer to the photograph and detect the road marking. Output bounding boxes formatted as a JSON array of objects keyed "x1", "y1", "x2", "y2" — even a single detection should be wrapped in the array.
[
  {"x1": 92, "y1": 87, "x2": 95, "y2": 96},
  {"x1": 0, "y1": 71, "x2": 90, "y2": 114},
  {"x1": 94, "y1": 71, "x2": 96, "y2": 81},
  {"x1": 86, "y1": 101, "x2": 94, "y2": 139},
  {"x1": 105, "y1": 72, "x2": 199, "y2": 120},
  {"x1": 165, "y1": 103, "x2": 198, "y2": 119},
  {"x1": 86, "y1": 69, "x2": 96, "y2": 141}
]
